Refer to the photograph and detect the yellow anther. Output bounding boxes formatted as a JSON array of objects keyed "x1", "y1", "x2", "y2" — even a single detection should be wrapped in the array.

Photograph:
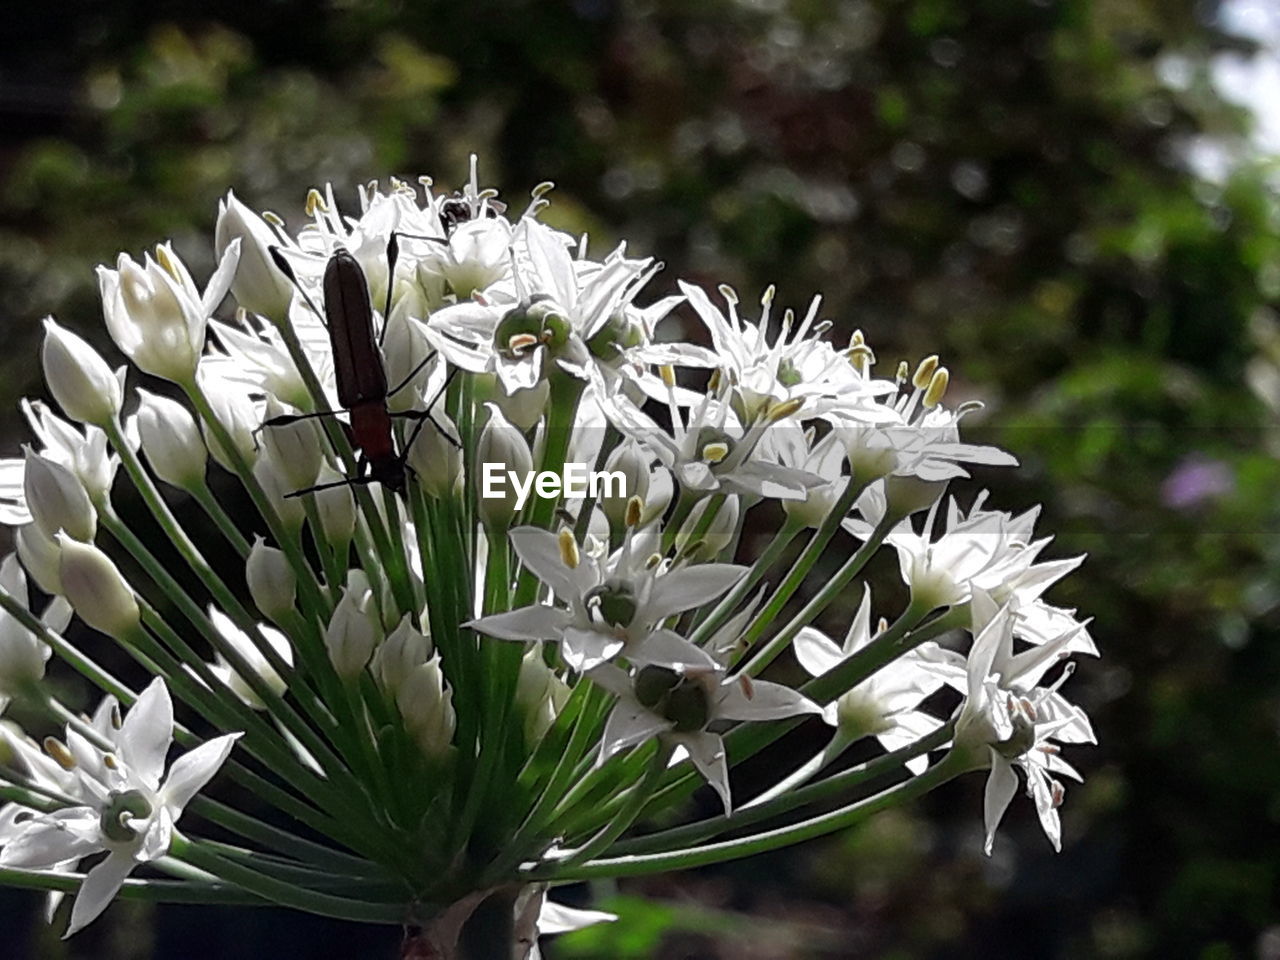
[
  {"x1": 718, "y1": 284, "x2": 739, "y2": 306},
  {"x1": 625, "y1": 496, "x2": 643, "y2": 528},
  {"x1": 912, "y1": 355, "x2": 939, "y2": 390},
  {"x1": 558, "y1": 529, "x2": 580, "y2": 569},
  {"x1": 702, "y1": 442, "x2": 730, "y2": 464},
  {"x1": 645, "y1": 553, "x2": 662, "y2": 570},
  {"x1": 767, "y1": 397, "x2": 805, "y2": 423},
  {"x1": 43, "y1": 737, "x2": 76, "y2": 771},
  {"x1": 761, "y1": 284, "x2": 776, "y2": 309},
  {"x1": 531, "y1": 181, "x2": 556, "y2": 199},
  {"x1": 846, "y1": 344, "x2": 875, "y2": 374},
  {"x1": 418, "y1": 175, "x2": 435, "y2": 189},
  {"x1": 659, "y1": 364, "x2": 677, "y2": 388},
  {"x1": 154, "y1": 244, "x2": 181, "y2": 283},
  {"x1": 850, "y1": 330, "x2": 865, "y2": 349},
  {"x1": 507, "y1": 333, "x2": 539, "y2": 354},
  {"x1": 305, "y1": 188, "x2": 328, "y2": 217},
  {"x1": 103, "y1": 753, "x2": 119, "y2": 770},
  {"x1": 923, "y1": 367, "x2": 950, "y2": 408},
  {"x1": 262, "y1": 210, "x2": 285, "y2": 227},
  {"x1": 708, "y1": 368, "x2": 723, "y2": 393}
]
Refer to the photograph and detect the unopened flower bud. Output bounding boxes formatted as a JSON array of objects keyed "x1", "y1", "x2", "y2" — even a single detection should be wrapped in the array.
[
  {"x1": 515, "y1": 645, "x2": 569, "y2": 742},
  {"x1": 312, "y1": 465, "x2": 356, "y2": 545},
  {"x1": 381, "y1": 305, "x2": 433, "y2": 414},
  {"x1": 23, "y1": 448, "x2": 96, "y2": 543},
  {"x1": 16, "y1": 523, "x2": 61, "y2": 596},
  {"x1": 476, "y1": 403, "x2": 533, "y2": 529},
  {"x1": 40, "y1": 318, "x2": 123, "y2": 427},
  {"x1": 56, "y1": 535, "x2": 139, "y2": 639},
  {"x1": 0, "y1": 555, "x2": 52, "y2": 692},
  {"x1": 405, "y1": 413, "x2": 463, "y2": 499},
  {"x1": 100, "y1": 248, "x2": 208, "y2": 383},
  {"x1": 254, "y1": 457, "x2": 305, "y2": 535},
  {"x1": 216, "y1": 192, "x2": 293, "y2": 320},
  {"x1": 600, "y1": 440, "x2": 650, "y2": 531},
  {"x1": 396, "y1": 656, "x2": 456, "y2": 758},
  {"x1": 260, "y1": 398, "x2": 323, "y2": 492},
  {"x1": 246, "y1": 537, "x2": 295, "y2": 624},
  {"x1": 199, "y1": 376, "x2": 260, "y2": 472},
  {"x1": 372, "y1": 615, "x2": 432, "y2": 695},
  {"x1": 676, "y1": 495, "x2": 740, "y2": 561},
  {"x1": 325, "y1": 591, "x2": 377, "y2": 680},
  {"x1": 134, "y1": 389, "x2": 207, "y2": 491}
]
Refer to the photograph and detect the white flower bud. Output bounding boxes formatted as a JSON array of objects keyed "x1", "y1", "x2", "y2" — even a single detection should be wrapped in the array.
[
  {"x1": 312, "y1": 465, "x2": 356, "y2": 545},
  {"x1": 0, "y1": 555, "x2": 52, "y2": 693},
  {"x1": 254, "y1": 457, "x2": 305, "y2": 535},
  {"x1": 515, "y1": 645, "x2": 569, "y2": 743},
  {"x1": 475, "y1": 403, "x2": 533, "y2": 529},
  {"x1": 56, "y1": 535, "x2": 139, "y2": 639},
  {"x1": 676, "y1": 494, "x2": 740, "y2": 561},
  {"x1": 246, "y1": 536, "x2": 295, "y2": 624},
  {"x1": 600, "y1": 440, "x2": 651, "y2": 531},
  {"x1": 198, "y1": 374, "x2": 259, "y2": 472},
  {"x1": 405, "y1": 413, "x2": 463, "y2": 499},
  {"x1": 372, "y1": 615, "x2": 432, "y2": 695},
  {"x1": 381, "y1": 298, "x2": 432, "y2": 415},
  {"x1": 883, "y1": 474, "x2": 946, "y2": 521},
  {"x1": 23, "y1": 448, "x2": 97, "y2": 543},
  {"x1": 16, "y1": 523, "x2": 61, "y2": 596},
  {"x1": 325, "y1": 590, "x2": 377, "y2": 679},
  {"x1": 260, "y1": 397, "x2": 323, "y2": 492},
  {"x1": 134, "y1": 389, "x2": 207, "y2": 491},
  {"x1": 40, "y1": 318, "x2": 123, "y2": 427},
  {"x1": 784, "y1": 475, "x2": 847, "y2": 529},
  {"x1": 396, "y1": 656, "x2": 456, "y2": 758},
  {"x1": 216, "y1": 192, "x2": 294, "y2": 320}
]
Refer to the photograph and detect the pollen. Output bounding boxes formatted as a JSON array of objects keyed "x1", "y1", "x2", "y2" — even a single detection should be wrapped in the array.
[
  {"x1": 923, "y1": 368, "x2": 950, "y2": 408},
  {"x1": 44, "y1": 737, "x2": 76, "y2": 771},
  {"x1": 305, "y1": 188, "x2": 328, "y2": 217},
  {"x1": 912, "y1": 355, "x2": 939, "y2": 390}
]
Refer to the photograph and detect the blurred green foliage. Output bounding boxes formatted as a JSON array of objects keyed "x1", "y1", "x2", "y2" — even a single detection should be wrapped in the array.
[{"x1": 2, "y1": 0, "x2": 1280, "y2": 956}]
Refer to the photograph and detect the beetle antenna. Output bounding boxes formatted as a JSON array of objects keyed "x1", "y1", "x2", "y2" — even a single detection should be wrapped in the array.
[
  {"x1": 269, "y1": 246, "x2": 328, "y2": 330},
  {"x1": 379, "y1": 233, "x2": 399, "y2": 348}
]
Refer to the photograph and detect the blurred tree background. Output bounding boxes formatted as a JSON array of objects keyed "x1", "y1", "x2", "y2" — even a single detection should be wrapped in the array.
[{"x1": 2, "y1": 0, "x2": 1279, "y2": 957}]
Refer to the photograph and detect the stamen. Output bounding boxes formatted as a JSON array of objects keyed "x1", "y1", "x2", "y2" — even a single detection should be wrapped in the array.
[
  {"x1": 625, "y1": 496, "x2": 643, "y2": 528},
  {"x1": 702, "y1": 441, "x2": 729, "y2": 464},
  {"x1": 923, "y1": 368, "x2": 949, "y2": 408},
  {"x1": 912, "y1": 355, "x2": 939, "y2": 390},
  {"x1": 44, "y1": 737, "x2": 75, "y2": 770},
  {"x1": 558, "y1": 529, "x2": 580, "y2": 569}
]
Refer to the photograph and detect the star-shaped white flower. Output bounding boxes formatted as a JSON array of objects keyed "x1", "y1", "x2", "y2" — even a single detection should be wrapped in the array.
[
  {"x1": 589, "y1": 632, "x2": 821, "y2": 813},
  {"x1": 0, "y1": 679, "x2": 240, "y2": 935},
  {"x1": 467, "y1": 525, "x2": 745, "y2": 671}
]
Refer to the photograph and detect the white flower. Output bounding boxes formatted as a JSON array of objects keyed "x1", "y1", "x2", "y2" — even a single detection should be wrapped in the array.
[
  {"x1": 776, "y1": 428, "x2": 848, "y2": 528},
  {"x1": 98, "y1": 241, "x2": 240, "y2": 383},
  {"x1": 847, "y1": 491, "x2": 1096, "y2": 655},
  {"x1": 372, "y1": 615, "x2": 432, "y2": 695},
  {"x1": 673, "y1": 281, "x2": 886, "y2": 423},
  {"x1": 793, "y1": 586, "x2": 959, "y2": 775},
  {"x1": 948, "y1": 595, "x2": 1094, "y2": 854},
  {"x1": 20, "y1": 400, "x2": 119, "y2": 504},
  {"x1": 0, "y1": 679, "x2": 240, "y2": 935},
  {"x1": 468, "y1": 525, "x2": 745, "y2": 671},
  {"x1": 396, "y1": 657, "x2": 456, "y2": 758},
  {"x1": 215, "y1": 191, "x2": 294, "y2": 320},
  {"x1": 204, "y1": 607, "x2": 293, "y2": 710},
  {"x1": 132, "y1": 389, "x2": 208, "y2": 492},
  {"x1": 589, "y1": 632, "x2": 821, "y2": 813},
  {"x1": 325, "y1": 589, "x2": 378, "y2": 679},
  {"x1": 245, "y1": 537, "x2": 296, "y2": 625}
]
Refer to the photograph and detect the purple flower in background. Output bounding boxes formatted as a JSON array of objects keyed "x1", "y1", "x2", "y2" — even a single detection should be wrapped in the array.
[{"x1": 1161, "y1": 455, "x2": 1234, "y2": 510}]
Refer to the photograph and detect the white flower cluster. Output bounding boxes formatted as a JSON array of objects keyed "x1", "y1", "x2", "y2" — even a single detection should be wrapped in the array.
[{"x1": 0, "y1": 159, "x2": 1098, "y2": 941}]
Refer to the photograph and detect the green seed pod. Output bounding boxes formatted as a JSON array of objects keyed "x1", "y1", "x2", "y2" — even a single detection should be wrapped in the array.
[
  {"x1": 633, "y1": 664, "x2": 681, "y2": 710},
  {"x1": 663, "y1": 678, "x2": 711, "y2": 733},
  {"x1": 100, "y1": 789, "x2": 153, "y2": 843},
  {"x1": 584, "y1": 579, "x2": 640, "y2": 630}
]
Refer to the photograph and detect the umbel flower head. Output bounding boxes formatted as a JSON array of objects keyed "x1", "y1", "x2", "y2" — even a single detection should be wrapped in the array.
[{"x1": 0, "y1": 163, "x2": 1098, "y2": 948}]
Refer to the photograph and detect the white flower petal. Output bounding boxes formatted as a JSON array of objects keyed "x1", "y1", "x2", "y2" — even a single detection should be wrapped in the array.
[
  {"x1": 65, "y1": 850, "x2": 136, "y2": 938},
  {"x1": 160, "y1": 733, "x2": 241, "y2": 815},
  {"x1": 715, "y1": 677, "x2": 821, "y2": 723},
  {"x1": 0, "y1": 810, "x2": 99, "y2": 868},
  {"x1": 119, "y1": 678, "x2": 174, "y2": 790},
  {"x1": 467, "y1": 605, "x2": 571, "y2": 642},
  {"x1": 645, "y1": 564, "x2": 745, "y2": 621},
  {"x1": 792, "y1": 627, "x2": 844, "y2": 678},
  {"x1": 983, "y1": 752, "x2": 1019, "y2": 856},
  {"x1": 678, "y1": 731, "x2": 732, "y2": 814},
  {"x1": 599, "y1": 700, "x2": 670, "y2": 763}
]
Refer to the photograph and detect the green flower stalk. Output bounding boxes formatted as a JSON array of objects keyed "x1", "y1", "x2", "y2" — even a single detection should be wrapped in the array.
[{"x1": 0, "y1": 162, "x2": 1098, "y2": 958}]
